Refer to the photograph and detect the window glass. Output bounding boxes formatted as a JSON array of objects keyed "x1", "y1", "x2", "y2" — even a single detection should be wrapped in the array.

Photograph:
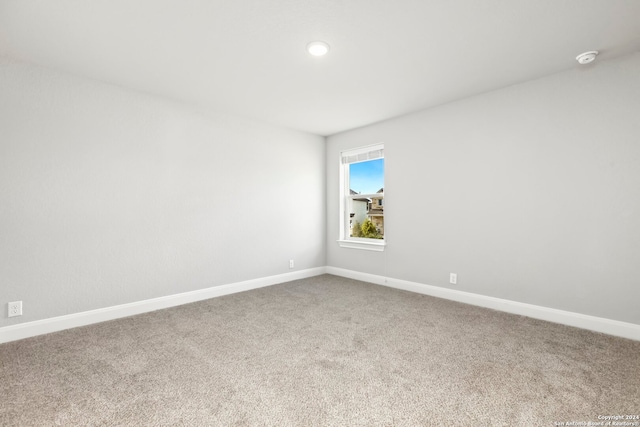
[
  {"x1": 346, "y1": 158, "x2": 384, "y2": 240},
  {"x1": 349, "y1": 159, "x2": 383, "y2": 195}
]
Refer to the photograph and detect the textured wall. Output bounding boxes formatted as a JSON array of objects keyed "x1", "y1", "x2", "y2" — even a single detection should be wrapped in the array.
[
  {"x1": 327, "y1": 53, "x2": 640, "y2": 324},
  {"x1": 0, "y1": 58, "x2": 326, "y2": 325}
]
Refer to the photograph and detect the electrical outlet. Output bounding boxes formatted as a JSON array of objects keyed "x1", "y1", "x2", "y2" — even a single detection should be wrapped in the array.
[
  {"x1": 8, "y1": 301, "x2": 22, "y2": 317},
  {"x1": 449, "y1": 273, "x2": 457, "y2": 285},
  {"x1": 289, "y1": 259, "x2": 294, "y2": 269}
]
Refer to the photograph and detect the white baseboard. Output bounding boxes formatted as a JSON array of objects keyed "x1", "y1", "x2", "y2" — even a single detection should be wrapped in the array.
[
  {"x1": 0, "y1": 267, "x2": 326, "y2": 344},
  {"x1": 4, "y1": 266, "x2": 639, "y2": 344},
  {"x1": 326, "y1": 266, "x2": 640, "y2": 341}
]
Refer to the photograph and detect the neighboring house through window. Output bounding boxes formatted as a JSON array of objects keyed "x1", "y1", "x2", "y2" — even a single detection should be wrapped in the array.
[{"x1": 338, "y1": 144, "x2": 385, "y2": 251}]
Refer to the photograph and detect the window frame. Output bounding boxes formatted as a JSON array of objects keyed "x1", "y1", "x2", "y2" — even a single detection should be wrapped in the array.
[{"x1": 338, "y1": 144, "x2": 386, "y2": 252}]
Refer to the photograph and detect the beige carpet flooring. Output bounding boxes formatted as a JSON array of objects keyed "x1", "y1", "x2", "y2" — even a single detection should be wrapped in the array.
[{"x1": 1, "y1": 274, "x2": 639, "y2": 426}]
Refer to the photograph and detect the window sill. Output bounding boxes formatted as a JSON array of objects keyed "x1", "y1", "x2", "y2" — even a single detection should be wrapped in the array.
[{"x1": 337, "y1": 239, "x2": 386, "y2": 252}]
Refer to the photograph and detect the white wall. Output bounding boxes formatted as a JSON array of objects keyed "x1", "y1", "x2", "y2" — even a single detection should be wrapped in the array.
[
  {"x1": 327, "y1": 53, "x2": 640, "y2": 325},
  {"x1": 0, "y1": 58, "x2": 326, "y2": 326}
]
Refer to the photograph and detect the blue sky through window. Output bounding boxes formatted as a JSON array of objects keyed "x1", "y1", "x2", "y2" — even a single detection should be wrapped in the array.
[{"x1": 349, "y1": 159, "x2": 384, "y2": 194}]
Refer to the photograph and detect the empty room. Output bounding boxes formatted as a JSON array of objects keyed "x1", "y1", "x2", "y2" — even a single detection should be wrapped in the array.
[{"x1": 1, "y1": 1, "x2": 639, "y2": 425}]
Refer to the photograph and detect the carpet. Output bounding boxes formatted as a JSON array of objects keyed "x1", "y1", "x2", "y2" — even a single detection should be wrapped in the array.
[{"x1": 1, "y1": 274, "x2": 639, "y2": 425}]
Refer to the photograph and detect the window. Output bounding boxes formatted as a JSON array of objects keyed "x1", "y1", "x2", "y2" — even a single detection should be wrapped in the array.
[{"x1": 338, "y1": 144, "x2": 385, "y2": 251}]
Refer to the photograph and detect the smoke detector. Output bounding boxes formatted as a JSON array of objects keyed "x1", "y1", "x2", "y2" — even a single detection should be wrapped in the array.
[{"x1": 576, "y1": 51, "x2": 599, "y2": 65}]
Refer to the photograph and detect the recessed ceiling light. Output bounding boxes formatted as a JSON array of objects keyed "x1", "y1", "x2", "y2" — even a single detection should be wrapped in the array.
[
  {"x1": 576, "y1": 50, "x2": 599, "y2": 65},
  {"x1": 307, "y1": 41, "x2": 330, "y2": 57}
]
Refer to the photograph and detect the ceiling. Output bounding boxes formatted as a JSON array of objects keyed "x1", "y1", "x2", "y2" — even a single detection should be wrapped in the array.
[{"x1": 1, "y1": 1, "x2": 639, "y2": 136}]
